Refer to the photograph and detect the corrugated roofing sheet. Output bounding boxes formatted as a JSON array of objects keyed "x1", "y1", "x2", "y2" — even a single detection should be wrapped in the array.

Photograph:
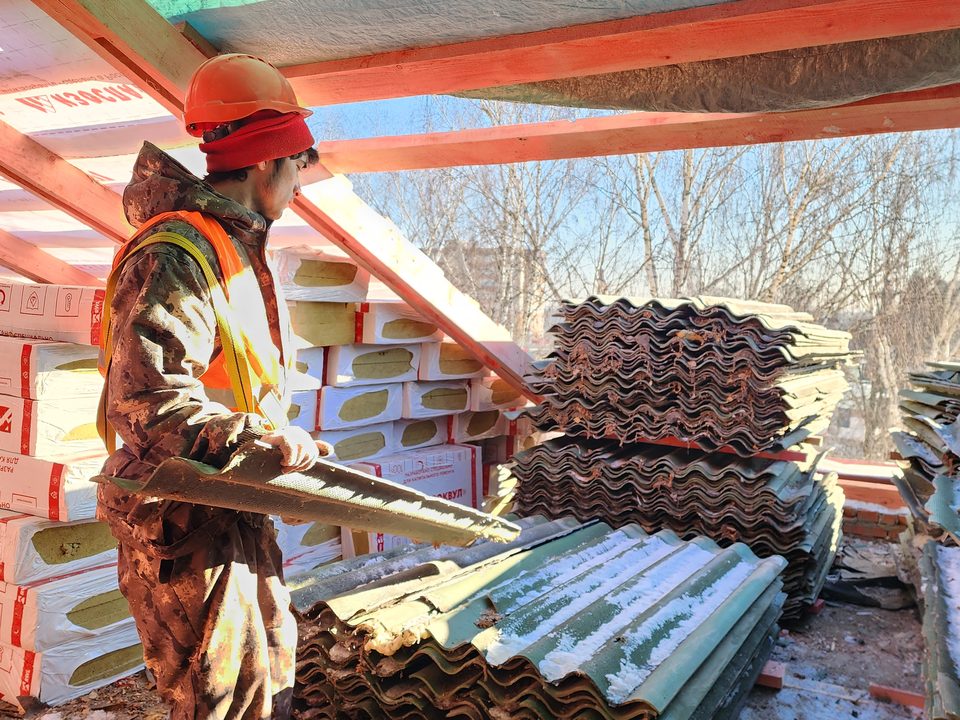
[
  {"x1": 288, "y1": 515, "x2": 786, "y2": 720},
  {"x1": 919, "y1": 540, "x2": 960, "y2": 720}
]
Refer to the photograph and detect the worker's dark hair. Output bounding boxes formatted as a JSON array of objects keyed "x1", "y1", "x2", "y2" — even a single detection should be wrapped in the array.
[{"x1": 204, "y1": 147, "x2": 319, "y2": 185}]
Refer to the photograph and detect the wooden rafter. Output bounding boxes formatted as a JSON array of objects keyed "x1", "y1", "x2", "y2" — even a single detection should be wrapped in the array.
[
  {"x1": 0, "y1": 229, "x2": 105, "y2": 287},
  {"x1": 0, "y1": 119, "x2": 131, "y2": 243},
  {"x1": 281, "y1": 0, "x2": 960, "y2": 106},
  {"x1": 314, "y1": 84, "x2": 960, "y2": 172},
  {"x1": 31, "y1": 0, "x2": 538, "y2": 398}
]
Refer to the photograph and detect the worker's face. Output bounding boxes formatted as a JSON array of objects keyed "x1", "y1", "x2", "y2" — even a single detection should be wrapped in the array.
[{"x1": 252, "y1": 155, "x2": 307, "y2": 220}]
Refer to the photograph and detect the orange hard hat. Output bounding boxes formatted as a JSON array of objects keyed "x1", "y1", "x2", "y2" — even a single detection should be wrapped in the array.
[{"x1": 183, "y1": 53, "x2": 312, "y2": 137}]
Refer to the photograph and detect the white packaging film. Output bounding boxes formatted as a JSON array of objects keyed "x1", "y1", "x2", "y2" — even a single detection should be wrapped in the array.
[
  {"x1": 0, "y1": 393, "x2": 104, "y2": 457},
  {"x1": 318, "y1": 383, "x2": 403, "y2": 430},
  {"x1": 450, "y1": 409, "x2": 507, "y2": 443},
  {"x1": 402, "y1": 380, "x2": 470, "y2": 419},
  {"x1": 419, "y1": 340, "x2": 490, "y2": 381},
  {"x1": 295, "y1": 346, "x2": 326, "y2": 386},
  {"x1": 355, "y1": 302, "x2": 443, "y2": 345},
  {"x1": 344, "y1": 444, "x2": 481, "y2": 556},
  {"x1": 271, "y1": 518, "x2": 342, "y2": 576},
  {"x1": 0, "y1": 337, "x2": 102, "y2": 401},
  {"x1": 273, "y1": 247, "x2": 370, "y2": 302},
  {"x1": 312, "y1": 423, "x2": 396, "y2": 463},
  {"x1": 0, "y1": 285, "x2": 105, "y2": 346},
  {"x1": 470, "y1": 375, "x2": 524, "y2": 411},
  {"x1": 0, "y1": 451, "x2": 105, "y2": 522},
  {"x1": 326, "y1": 343, "x2": 421, "y2": 387},
  {"x1": 287, "y1": 371, "x2": 322, "y2": 432},
  {"x1": 393, "y1": 417, "x2": 449, "y2": 451},
  {"x1": 0, "y1": 510, "x2": 117, "y2": 586}
]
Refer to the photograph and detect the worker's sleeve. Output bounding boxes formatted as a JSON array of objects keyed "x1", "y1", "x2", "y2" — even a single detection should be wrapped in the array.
[{"x1": 105, "y1": 243, "x2": 266, "y2": 469}]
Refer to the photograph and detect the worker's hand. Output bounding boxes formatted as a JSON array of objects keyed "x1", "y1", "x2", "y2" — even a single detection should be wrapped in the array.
[{"x1": 260, "y1": 426, "x2": 331, "y2": 473}]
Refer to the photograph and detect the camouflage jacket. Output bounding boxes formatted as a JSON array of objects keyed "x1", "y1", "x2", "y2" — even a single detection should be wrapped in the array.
[{"x1": 97, "y1": 142, "x2": 291, "y2": 541}]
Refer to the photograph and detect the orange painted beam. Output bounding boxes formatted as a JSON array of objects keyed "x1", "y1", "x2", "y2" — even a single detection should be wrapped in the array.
[
  {"x1": 282, "y1": 0, "x2": 960, "y2": 106},
  {"x1": 33, "y1": 0, "x2": 538, "y2": 399},
  {"x1": 0, "y1": 119, "x2": 131, "y2": 243},
  {"x1": 0, "y1": 229, "x2": 104, "y2": 287},
  {"x1": 314, "y1": 84, "x2": 960, "y2": 172},
  {"x1": 838, "y1": 479, "x2": 907, "y2": 510}
]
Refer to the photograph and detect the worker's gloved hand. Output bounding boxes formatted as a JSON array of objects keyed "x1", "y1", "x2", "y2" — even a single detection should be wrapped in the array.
[{"x1": 260, "y1": 426, "x2": 328, "y2": 474}]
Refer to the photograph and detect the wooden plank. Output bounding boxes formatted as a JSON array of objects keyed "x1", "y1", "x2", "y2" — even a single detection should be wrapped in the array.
[
  {"x1": 869, "y1": 683, "x2": 925, "y2": 709},
  {"x1": 0, "y1": 119, "x2": 131, "y2": 244},
  {"x1": 314, "y1": 83, "x2": 960, "y2": 172},
  {"x1": 0, "y1": 229, "x2": 104, "y2": 287},
  {"x1": 838, "y1": 479, "x2": 907, "y2": 510},
  {"x1": 282, "y1": 0, "x2": 960, "y2": 106},
  {"x1": 34, "y1": 0, "x2": 537, "y2": 399}
]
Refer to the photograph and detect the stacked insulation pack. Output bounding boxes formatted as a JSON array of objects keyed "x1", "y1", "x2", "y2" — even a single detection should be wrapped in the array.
[
  {"x1": 891, "y1": 361, "x2": 960, "y2": 540},
  {"x1": 514, "y1": 296, "x2": 852, "y2": 620},
  {"x1": 276, "y1": 247, "x2": 528, "y2": 559},
  {"x1": 0, "y1": 284, "x2": 145, "y2": 706}
]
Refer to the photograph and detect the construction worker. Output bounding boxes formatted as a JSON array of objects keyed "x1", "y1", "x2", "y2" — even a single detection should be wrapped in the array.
[{"x1": 96, "y1": 54, "x2": 325, "y2": 720}]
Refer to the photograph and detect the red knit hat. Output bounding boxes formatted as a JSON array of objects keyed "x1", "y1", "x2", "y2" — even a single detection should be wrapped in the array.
[{"x1": 200, "y1": 112, "x2": 314, "y2": 172}]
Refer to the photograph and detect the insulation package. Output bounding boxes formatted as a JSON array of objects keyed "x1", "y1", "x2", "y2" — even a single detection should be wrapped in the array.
[
  {"x1": 394, "y1": 416, "x2": 449, "y2": 451},
  {"x1": 0, "y1": 337, "x2": 101, "y2": 400},
  {"x1": 402, "y1": 380, "x2": 471, "y2": 419},
  {"x1": 318, "y1": 383, "x2": 403, "y2": 430},
  {"x1": 0, "y1": 451, "x2": 105, "y2": 522},
  {"x1": 344, "y1": 443, "x2": 481, "y2": 556},
  {"x1": 0, "y1": 563, "x2": 127, "y2": 652},
  {"x1": 0, "y1": 284, "x2": 105, "y2": 346},
  {"x1": 271, "y1": 517, "x2": 342, "y2": 577},
  {"x1": 0, "y1": 619, "x2": 143, "y2": 708},
  {"x1": 355, "y1": 301, "x2": 443, "y2": 345},
  {"x1": 470, "y1": 374, "x2": 524, "y2": 411},
  {"x1": 0, "y1": 511, "x2": 117, "y2": 585},
  {"x1": 273, "y1": 247, "x2": 370, "y2": 302},
  {"x1": 287, "y1": 372, "x2": 322, "y2": 433},
  {"x1": 0, "y1": 394, "x2": 103, "y2": 457},
  {"x1": 294, "y1": 346, "x2": 325, "y2": 386},
  {"x1": 326, "y1": 343, "x2": 421, "y2": 387},
  {"x1": 450, "y1": 409, "x2": 507, "y2": 443},
  {"x1": 419, "y1": 340, "x2": 490, "y2": 381},
  {"x1": 312, "y1": 422, "x2": 396, "y2": 463},
  {"x1": 288, "y1": 301, "x2": 356, "y2": 348}
]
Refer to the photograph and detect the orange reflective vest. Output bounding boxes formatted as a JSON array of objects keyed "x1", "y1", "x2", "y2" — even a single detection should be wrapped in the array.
[{"x1": 98, "y1": 211, "x2": 293, "y2": 453}]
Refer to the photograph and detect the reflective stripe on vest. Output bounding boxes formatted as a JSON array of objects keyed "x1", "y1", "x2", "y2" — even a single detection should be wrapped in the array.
[{"x1": 98, "y1": 211, "x2": 292, "y2": 453}]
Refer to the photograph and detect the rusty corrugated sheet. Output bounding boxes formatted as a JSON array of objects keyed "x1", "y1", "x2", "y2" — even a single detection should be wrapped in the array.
[
  {"x1": 510, "y1": 438, "x2": 841, "y2": 620},
  {"x1": 892, "y1": 361, "x2": 960, "y2": 540},
  {"x1": 289, "y1": 516, "x2": 787, "y2": 720},
  {"x1": 525, "y1": 296, "x2": 852, "y2": 455},
  {"x1": 919, "y1": 540, "x2": 960, "y2": 720}
]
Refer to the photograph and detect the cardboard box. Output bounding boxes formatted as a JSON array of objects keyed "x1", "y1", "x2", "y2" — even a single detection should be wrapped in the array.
[
  {"x1": 294, "y1": 347, "x2": 326, "y2": 387},
  {"x1": 0, "y1": 395, "x2": 103, "y2": 457},
  {"x1": 343, "y1": 444, "x2": 481, "y2": 556},
  {"x1": 288, "y1": 301, "x2": 356, "y2": 348},
  {"x1": 0, "y1": 511, "x2": 118, "y2": 586},
  {"x1": 355, "y1": 301, "x2": 443, "y2": 345},
  {"x1": 312, "y1": 422, "x2": 395, "y2": 463},
  {"x1": 394, "y1": 417, "x2": 449, "y2": 451},
  {"x1": 271, "y1": 518, "x2": 342, "y2": 577},
  {"x1": 470, "y1": 375, "x2": 524, "y2": 412},
  {"x1": 0, "y1": 563, "x2": 128, "y2": 652},
  {"x1": 326, "y1": 343, "x2": 421, "y2": 387},
  {"x1": 402, "y1": 380, "x2": 470, "y2": 418},
  {"x1": 318, "y1": 383, "x2": 402, "y2": 430},
  {"x1": 274, "y1": 247, "x2": 370, "y2": 302},
  {"x1": 419, "y1": 340, "x2": 489, "y2": 381},
  {"x1": 0, "y1": 337, "x2": 101, "y2": 400},
  {"x1": 451, "y1": 410, "x2": 507, "y2": 443},
  {"x1": 286, "y1": 371, "x2": 322, "y2": 432},
  {"x1": 0, "y1": 451, "x2": 105, "y2": 522},
  {"x1": 0, "y1": 619, "x2": 143, "y2": 708},
  {"x1": 0, "y1": 284, "x2": 105, "y2": 346}
]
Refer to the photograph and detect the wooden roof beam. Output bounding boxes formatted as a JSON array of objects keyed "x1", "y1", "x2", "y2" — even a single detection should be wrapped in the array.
[
  {"x1": 0, "y1": 118, "x2": 131, "y2": 243},
  {"x1": 314, "y1": 83, "x2": 960, "y2": 172},
  {"x1": 33, "y1": 0, "x2": 538, "y2": 399},
  {"x1": 281, "y1": 0, "x2": 960, "y2": 106},
  {"x1": 0, "y1": 229, "x2": 105, "y2": 287}
]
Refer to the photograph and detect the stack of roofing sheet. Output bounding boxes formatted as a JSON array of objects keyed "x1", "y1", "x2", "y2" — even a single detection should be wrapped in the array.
[
  {"x1": 918, "y1": 540, "x2": 960, "y2": 720},
  {"x1": 891, "y1": 361, "x2": 960, "y2": 540},
  {"x1": 288, "y1": 515, "x2": 787, "y2": 720},
  {"x1": 525, "y1": 296, "x2": 851, "y2": 454},
  {"x1": 512, "y1": 438, "x2": 842, "y2": 620}
]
